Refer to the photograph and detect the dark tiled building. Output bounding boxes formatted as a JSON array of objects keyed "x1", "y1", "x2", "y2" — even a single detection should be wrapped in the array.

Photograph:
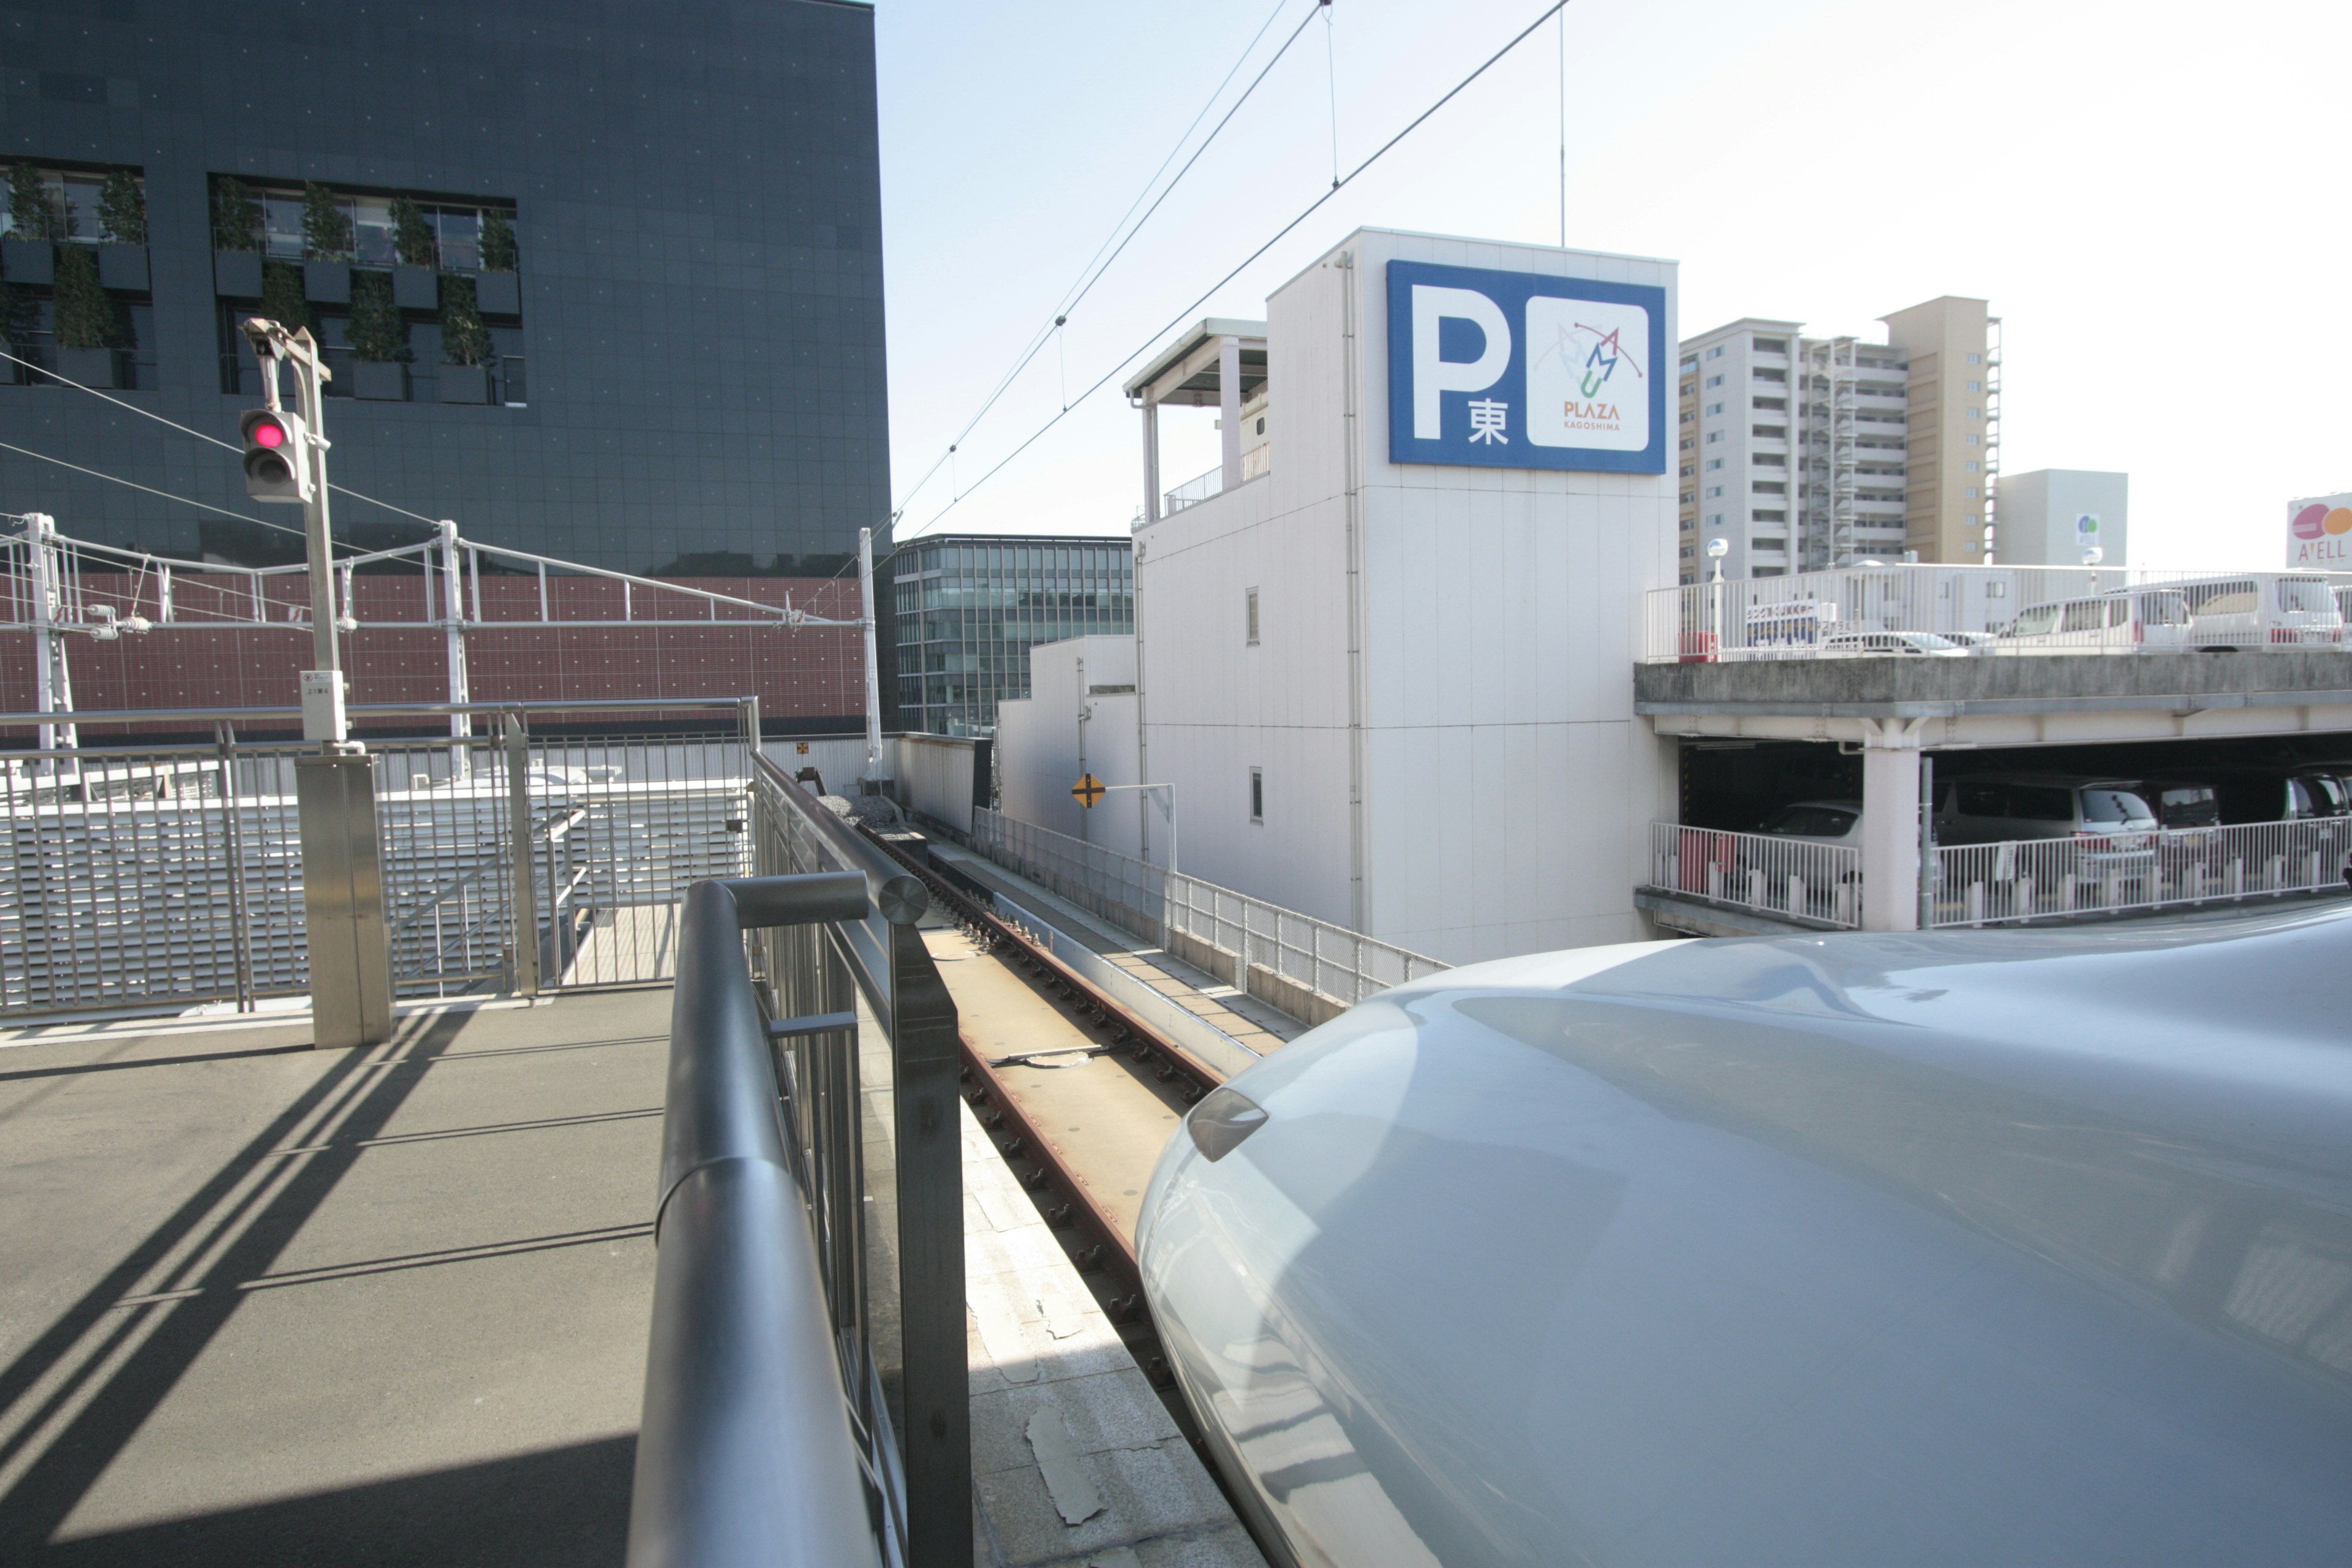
[
  {"x1": 890, "y1": 533, "x2": 1134, "y2": 736},
  {"x1": 0, "y1": 0, "x2": 888, "y2": 575}
]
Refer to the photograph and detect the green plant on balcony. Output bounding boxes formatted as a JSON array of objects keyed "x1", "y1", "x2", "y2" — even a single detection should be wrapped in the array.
[
  {"x1": 389, "y1": 195, "x2": 435, "y2": 268},
  {"x1": 301, "y1": 182, "x2": 352, "y2": 261},
  {"x1": 9, "y1": 165, "x2": 59, "y2": 241},
  {"x1": 97, "y1": 170, "x2": 146, "y2": 246},
  {"x1": 439, "y1": 274, "x2": 490, "y2": 366},
  {"x1": 51, "y1": 244, "x2": 114, "y2": 350},
  {"x1": 347, "y1": 268, "x2": 407, "y2": 361},
  {"x1": 480, "y1": 208, "x2": 518, "y2": 272},
  {"x1": 258, "y1": 260, "x2": 312, "y2": 337},
  {"x1": 211, "y1": 175, "x2": 262, "y2": 252}
]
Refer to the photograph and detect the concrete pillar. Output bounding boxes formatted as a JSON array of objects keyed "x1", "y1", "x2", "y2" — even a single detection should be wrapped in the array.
[
  {"x1": 1140, "y1": 398, "x2": 1160, "y2": 523},
  {"x1": 1219, "y1": 336, "x2": 1242, "y2": 492},
  {"x1": 1860, "y1": 737, "x2": 1921, "y2": 932}
]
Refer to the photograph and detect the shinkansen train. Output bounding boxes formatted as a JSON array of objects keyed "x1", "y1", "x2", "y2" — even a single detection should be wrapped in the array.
[{"x1": 1139, "y1": 907, "x2": 2352, "y2": 1566}]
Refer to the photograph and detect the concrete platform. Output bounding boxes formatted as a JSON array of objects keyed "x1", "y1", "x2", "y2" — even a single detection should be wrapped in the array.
[{"x1": 0, "y1": 990, "x2": 670, "y2": 1566}]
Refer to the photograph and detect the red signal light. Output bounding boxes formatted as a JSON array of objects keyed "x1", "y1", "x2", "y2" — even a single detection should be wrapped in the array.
[{"x1": 251, "y1": 418, "x2": 287, "y2": 449}]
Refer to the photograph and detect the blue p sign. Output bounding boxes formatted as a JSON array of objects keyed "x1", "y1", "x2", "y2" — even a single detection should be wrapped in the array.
[{"x1": 1386, "y1": 260, "x2": 1667, "y2": 474}]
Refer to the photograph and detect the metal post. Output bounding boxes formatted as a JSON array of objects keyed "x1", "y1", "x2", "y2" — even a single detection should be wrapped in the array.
[
  {"x1": 26, "y1": 512, "x2": 75, "y2": 768},
  {"x1": 886, "y1": 913, "x2": 971, "y2": 1568},
  {"x1": 505, "y1": 710, "x2": 540, "y2": 997},
  {"x1": 1218, "y1": 334, "x2": 1243, "y2": 493},
  {"x1": 858, "y1": 527, "x2": 884, "y2": 783},
  {"x1": 439, "y1": 519, "x2": 471, "y2": 780},
  {"x1": 217, "y1": 719, "x2": 255, "y2": 1014},
  {"x1": 1918, "y1": 752, "x2": 1936, "y2": 930}
]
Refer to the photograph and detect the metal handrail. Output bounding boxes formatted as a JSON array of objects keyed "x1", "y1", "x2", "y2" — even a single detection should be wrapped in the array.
[
  {"x1": 629, "y1": 872, "x2": 884, "y2": 1568},
  {"x1": 0, "y1": 696, "x2": 758, "y2": 729}
]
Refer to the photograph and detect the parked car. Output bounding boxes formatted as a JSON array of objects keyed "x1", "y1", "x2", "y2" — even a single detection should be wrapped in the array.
[
  {"x1": 2173, "y1": 575, "x2": 2344, "y2": 649},
  {"x1": 2201, "y1": 766, "x2": 2350, "y2": 826},
  {"x1": 1995, "y1": 589, "x2": 2193, "y2": 652},
  {"x1": 1932, "y1": 774, "x2": 2160, "y2": 888},
  {"x1": 2132, "y1": 779, "x2": 2222, "y2": 829},
  {"x1": 1756, "y1": 799, "x2": 1863, "y2": 846},
  {"x1": 1939, "y1": 630, "x2": 2000, "y2": 653},
  {"x1": 1821, "y1": 630, "x2": 1970, "y2": 658}
]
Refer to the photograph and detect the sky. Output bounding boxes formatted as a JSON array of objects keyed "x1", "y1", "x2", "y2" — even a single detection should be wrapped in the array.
[{"x1": 875, "y1": 0, "x2": 2352, "y2": 570}]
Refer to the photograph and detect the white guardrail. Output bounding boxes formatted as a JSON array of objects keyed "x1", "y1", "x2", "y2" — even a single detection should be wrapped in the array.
[
  {"x1": 972, "y1": 808, "x2": 1448, "y2": 1010},
  {"x1": 1931, "y1": 819, "x2": 2352, "y2": 928},
  {"x1": 1644, "y1": 564, "x2": 2352, "y2": 664},
  {"x1": 1643, "y1": 823, "x2": 1864, "y2": 929}
]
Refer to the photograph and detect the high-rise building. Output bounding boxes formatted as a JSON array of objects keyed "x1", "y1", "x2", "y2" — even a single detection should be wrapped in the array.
[
  {"x1": 889, "y1": 534, "x2": 1134, "y2": 737},
  {"x1": 1678, "y1": 318, "x2": 1803, "y2": 581},
  {"x1": 1678, "y1": 297, "x2": 1998, "y2": 581},
  {"x1": 0, "y1": 0, "x2": 887, "y2": 576}
]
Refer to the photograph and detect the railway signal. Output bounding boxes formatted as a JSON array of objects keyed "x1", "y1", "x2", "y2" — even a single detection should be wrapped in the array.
[
  {"x1": 239, "y1": 407, "x2": 314, "y2": 503},
  {"x1": 1071, "y1": 772, "x2": 1106, "y2": 808}
]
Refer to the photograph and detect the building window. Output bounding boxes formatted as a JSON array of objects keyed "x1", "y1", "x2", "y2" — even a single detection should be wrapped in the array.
[
  {"x1": 1706, "y1": 345, "x2": 1724, "y2": 360},
  {"x1": 1249, "y1": 767, "x2": 1264, "y2": 824},
  {"x1": 1966, "y1": 460, "x2": 1980, "y2": 473},
  {"x1": 1967, "y1": 352, "x2": 1983, "y2": 364},
  {"x1": 1967, "y1": 434, "x2": 1980, "y2": 446},
  {"x1": 1752, "y1": 481, "x2": 1785, "y2": 495},
  {"x1": 1707, "y1": 513, "x2": 1724, "y2": 527},
  {"x1": 1752, "y1": 368, "x2": 1785, "y2": 383},
  {"x1": 1680, "y1": 356, "x2": 1698, "y2": 373},
  {"x1": 1752, "y1": 509, "x2": 1787, "y2": 522},
  {"x1": 1966, "y1": 487, "x2": 1980, "y2": 499},
  {"x1": 1245, "y1": 586, "x2": 1259, "y2": 646},
  {"x1": 1966, "y1": 407, "x2": 1981, "y2": 418},
  {"x1": 1704, "y1": 402, "x2": 1724, "y2": 416},
  {"x1": 1966, "y1": 380, "x2": 1982, "y2": 392},
  {"x1": 1705, "y1": 486, "x2": 1723, "y2": 498},
  {"x1": 1705, "y1": 430, "x2": 1722, "y2": 443},
  {"x1": 1706, "y1": 458, "x2": 1723, "y2": 471},
  {"x1": 1679, "y1": 464, "x2": 1694, "y2": 477},
  {"x1": 1752, "y1": 396, "x2": 1784, "y2": 411},
  {"x1": 1705, "y1": 374, "x2": 1724, "y2": 388},
  {"x1": 1753, "y1": 337, "x2": 1787, "y2": 353}
]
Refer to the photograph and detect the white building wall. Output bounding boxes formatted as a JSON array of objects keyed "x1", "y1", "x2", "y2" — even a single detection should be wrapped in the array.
[
  {"x1": 1996, "y1": 469, "x2": 2129, "y2": 567},
  {"x1": 1136, "y1": 227, "x2": 1680, "y2": 963},
  {"x1": 994, "y1": 635, "x2": 1145, "y2": 858}
]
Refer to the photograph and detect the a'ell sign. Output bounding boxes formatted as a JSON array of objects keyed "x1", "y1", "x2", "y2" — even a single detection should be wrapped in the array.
[{"x1": 1386, "y1": 260, "x2": 1667, "y2": 474}]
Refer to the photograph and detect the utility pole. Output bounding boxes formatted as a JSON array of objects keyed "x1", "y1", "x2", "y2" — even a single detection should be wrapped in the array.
[
  {"x1": 858, "y1": 526, "x2": 884, "y2": 785},
  {"x1": 238, "y1": 318, "x2": 391, "y2": 1049}
]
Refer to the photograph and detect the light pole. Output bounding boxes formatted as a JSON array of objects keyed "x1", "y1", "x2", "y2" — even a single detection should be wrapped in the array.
[
  {"x1": 238, "y1": 317, "x2": 391, "y2": 1049},
  {"x1": 1097, "y1": 782, "x2": 1178, "y2": 873},
  {"x1": 239, "y1": 317, "x2": 351, "y2": 749},
  {"x1": 1706, "y1": 537, "x2": 1728, "y2": 657}
]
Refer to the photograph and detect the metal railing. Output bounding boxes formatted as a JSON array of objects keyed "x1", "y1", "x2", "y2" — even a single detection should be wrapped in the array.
[
  {"x1": 1640, "y1": 822, "x2": 1864, "y2": 929},
  {"x1": 971, "y1": 807, "x2": 1447, "y2": 1011},
  {"x1": 1644, "y1": 564, "x2": 2352, "y2": 663},
  {"x1": 710, "y1": 756, "x2": 965, "y2": 1568},
  {"x1": 1929, "y1": 821, "x2": 2352, "y2": 929},
  {"x1": 630, "y1": 872, "x2": 884, "y2": 1568},
  {"x1": 1, "y1": 699, "x2": 758, "y2": 1017}
]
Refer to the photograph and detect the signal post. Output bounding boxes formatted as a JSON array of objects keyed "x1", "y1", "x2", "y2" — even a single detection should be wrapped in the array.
[{"x1": 240, "y1": 319, "x2": 393, "y2": 1049}]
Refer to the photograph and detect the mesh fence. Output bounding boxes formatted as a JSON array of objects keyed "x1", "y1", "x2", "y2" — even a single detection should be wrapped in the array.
[{"x1": 971, "y1": 807, "x2": 1446, "y2": 1009}]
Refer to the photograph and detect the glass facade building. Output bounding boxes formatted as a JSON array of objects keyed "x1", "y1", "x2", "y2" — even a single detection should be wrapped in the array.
[
  {"x1": 891, "y1": 534, "x2": 1133, "y2": 736},
  {"x1": 0, "y1": 0, "x2": 887, "y2": 575}
]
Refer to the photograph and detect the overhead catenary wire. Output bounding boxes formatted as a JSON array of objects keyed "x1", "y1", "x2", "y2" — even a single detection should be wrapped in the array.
[
  {"x1": 889, "y1": 0, "x2": 1311, "y2": 530},
  {"x1": 0, "y1": 437, "x2": 295, "y2": 532},
  {"x1": 0, "y1": 347, "x2": 446, "y2": 532},
  {"x1": 911, "y1": 0, "x2": 1577, "y2": 536}
]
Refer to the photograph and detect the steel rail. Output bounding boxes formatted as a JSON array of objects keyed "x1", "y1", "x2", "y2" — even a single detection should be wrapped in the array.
[{"x1": 851, "y1": 820, "x2": 1224, "y2": 1354}]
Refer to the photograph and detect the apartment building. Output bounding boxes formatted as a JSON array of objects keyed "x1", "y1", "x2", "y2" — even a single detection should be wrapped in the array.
[
  {"x1": 1677, "y1": 318, "x2": 1803, "y2": 582},
  {"x1": 1678, "y1": 296, "x2": 1999, "y2": 581}
]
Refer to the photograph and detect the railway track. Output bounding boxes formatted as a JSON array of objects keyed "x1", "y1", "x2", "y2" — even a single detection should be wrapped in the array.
[{"x1": 856, "y1": 823, "x2": 1232, "y2": 1393}]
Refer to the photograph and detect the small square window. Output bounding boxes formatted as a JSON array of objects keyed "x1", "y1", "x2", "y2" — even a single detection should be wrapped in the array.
[
  {"x1": 1706, "y1": 345, "x2": 1724, "y2": 360},
  {"x1": 1249, "y1": 767, "x2": 1264, "y2": 824},
  {"x1": 1967, "y1": 352, "x2": 1983, "y2": 364}
]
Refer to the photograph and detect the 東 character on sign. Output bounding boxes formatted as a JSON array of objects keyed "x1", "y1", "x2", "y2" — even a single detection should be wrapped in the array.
[{"x1": 1468, "y1": 398, "x2": 1509, "y2": 445}]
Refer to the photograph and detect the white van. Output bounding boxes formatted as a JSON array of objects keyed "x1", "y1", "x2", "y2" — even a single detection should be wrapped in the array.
[
  {"x1": 2173, "y1": 576, "x2": 2343, "y2": 649},
  {"x1": 1996, "y1": 588, "x2": 2192, "y2": 652}
]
